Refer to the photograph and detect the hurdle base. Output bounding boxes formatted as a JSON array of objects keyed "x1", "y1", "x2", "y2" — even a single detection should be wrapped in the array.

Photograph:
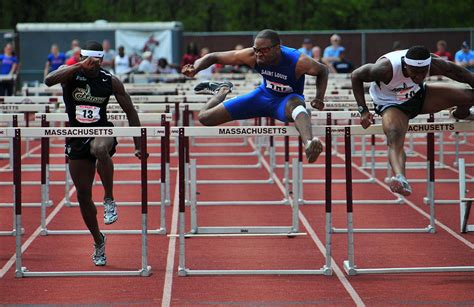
[
  {"x1": 343, "y1": 261, "x2": 474, "y2": 275},
  {"x1": 332, "y1": 226, "x2": 433, "y2": 233},
  {"x1": 66, "y1": 201, "x2": 164, "y2": 207},
  {"x1": 0, "y1": 228, "x2": 25, "y2": 236},
  {"x1": 0, "y1": 201, "x2": 53, "y2": 208},
  {"x1": 40, "y1": 228, "x2": 166, "y2": 235},
  {"x1": 462, "y1": 225, "x2": 474, "y2": 233},
  {"x1": 17, "y1": 266, "x2": 153, "y2": 277},
  {"x1": 178, "y1": 268, "x2": 330, "y2": 276},
  {"x1": 188, "y1": 226, "x2": 300, "y2": 235}
]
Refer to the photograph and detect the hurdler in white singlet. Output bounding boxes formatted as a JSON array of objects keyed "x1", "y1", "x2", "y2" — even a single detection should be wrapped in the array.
[{"x1": 369, "y1": 49, "x2": 429, "y2": 107}]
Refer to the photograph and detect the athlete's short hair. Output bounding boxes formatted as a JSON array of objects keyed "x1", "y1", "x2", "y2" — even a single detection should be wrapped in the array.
[
  {"x1": 84, "y1": 40, "x2": 103, "y2": 52},
  {"x1": 406, "y1": 46, "x2": 430, "y2": 60},
  {"x1": 255, "y1": 29, "x2": 281, "y2": 46}
]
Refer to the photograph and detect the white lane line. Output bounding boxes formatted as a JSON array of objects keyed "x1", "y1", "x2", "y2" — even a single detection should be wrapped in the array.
[
  {"x1": 161, "y1": 173, "x2": 180, "y2": 307},
  {"x1": 0, "y1": 187, "x2": 76, "y2": 278},
  {"x1": 250, "y1": 139, "x2": 365, "y2": 307}
]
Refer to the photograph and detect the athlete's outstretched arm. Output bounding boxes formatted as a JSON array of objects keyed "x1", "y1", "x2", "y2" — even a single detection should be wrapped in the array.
[
  {"x1": 429, "y1": 57, "x2": 474, "y2": 88},
  {"x1": 296, "y1": 55, "x2": 329, "y2": 110},
  {"x1": 112, "y1": 76, "x2": 144, "y2": 159},
  {"x1": 351, "y1": 60, "x2": 392, "y2": 128},
  {"x1": 182, "y1": 48, "x2": 255, "y2": 77},
  {"x1": 44, "y1": 57, "x2": 99, "y2": 87}
]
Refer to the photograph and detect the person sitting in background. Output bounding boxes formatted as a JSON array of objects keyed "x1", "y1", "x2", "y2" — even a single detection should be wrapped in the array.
[
  {"x1": 455, "y1": 41, "x2": 474, "y2": 72},
  {"x1": 434, "y1": 40, "x2": 453, "y2": 61},
  {"x1": 196, "y1": 47, "x2": 214, "y2": 78},
  {"x1": 66, "y1": 47, "x2": 81, "y2": 66},
  {"x1": 0, "y1": 43, "x2": 18, "y2": 96},
  {"x1": 101, "y1": 39, "x2": 115, "y2": 73},
  {"x1": 312, "y1": 46, "x2": 322, "y2": 63},
  {"x1": 322, "y1": 34, "x2": 344, "y2": 73},
  {"x1": 332, "y1": 50, "x2": 354, "y2": 73},
  {"x1": 137, "y1": 51, "x2": 155, "y2": 74},
  {"x1": 44, "y1": 44, "x2": 66, "y2": 80},
  {"x1": 298, "y1": 38, "x2": 313, "y2": 58},
  {"x1": 156, "y1": 58, "x2": 177, "y2": 74}
]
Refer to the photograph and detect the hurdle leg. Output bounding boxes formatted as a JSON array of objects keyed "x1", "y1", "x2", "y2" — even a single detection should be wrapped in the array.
[
  {"x1": 190, "y1": 159, "x2": 198, "y2": 233},
  {"x1": 291, "y1": 158, "x2": 300, "y2": 232},
  {"x1": 342, "y1": 127, "x2": 357, "y2": 275},
  {"x1": 178, "y1": 129, "x2": 188, "y2": 276},
  {"x1": 140, "y1": 129, "x2": 152, "y2": 276},
  {"x1": 324, "y1": 127, "x2": 333, "y2": 275}
]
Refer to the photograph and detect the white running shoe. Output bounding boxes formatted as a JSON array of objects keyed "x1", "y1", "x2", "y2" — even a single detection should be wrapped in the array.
[
  {"x1": 194, "y1": 81, "x2": 233, "y2": 95},
  {"x1": 389, "y1": 174, "x2": 412, "y2": 196},
  {"x1": 305, "y1": 137, "x2": 323, "y2": 163},
  {"x1": 92, "y1": 233, "x2": 107, "y2": 266},
  {"x1": 104, "y1": 198, "x2": 118, "y2": 225}
]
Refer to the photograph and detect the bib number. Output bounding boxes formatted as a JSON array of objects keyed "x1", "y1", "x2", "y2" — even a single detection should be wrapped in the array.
[{"x1": 76, "y1": 105, "x2": 101, "y2": 123}]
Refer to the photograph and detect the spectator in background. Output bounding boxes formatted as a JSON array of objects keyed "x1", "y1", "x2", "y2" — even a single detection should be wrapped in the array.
[
  {"x1": 0, "y1": 43, "x2": 18, "y2": 96},
  {"x1": 101, "y1": 39, "x2": 115, "y2": 73},
  {"x1": 137, "y1": 51, "x2": 155, "y2": 74},
  {"x1": 157, "y1": 58, "x2": 177, "y2": 74},
  {"x1": 322, "y1": 34, "x2": 345, "y2": 73},
  {"x1": 455, "y1": 41, "x2": 474, "y2": 72},
  {"x1": 65, "y1": 39, "x2": 80, "y2": 59},
  {"x1": 65, "y1": 47, "x2": 81, "y2": 65},
  {"x1": 142, "y1": 35, "x2": 159, "y2": 54},
  {"x1": 332, "y1": 50, "x2": 354, "y2": 73},
  {"x1": 434, "y1": 40, "x2": 453, "y2": 61},
  {"x1": 312, "y1": 46, "x2": 322, "y2": 63},
  {"x1": 298, "y1": 38, "x2": 313, "y2": 58},
  {"x1": 232, "y1": 44, "x2": 251, "y2": 73},
  {"x1": 392, "y1": 41, "x2": 402, "y2": 51},
  {"x1": 114, "y1": 46, "x2": 133, "y2": 82},
  {"x1": 181, "y1": 42, "x2": 199, "y2": 70},
  {"x1": 44, "y1": 44, "x2": 66, "y2": 80}
]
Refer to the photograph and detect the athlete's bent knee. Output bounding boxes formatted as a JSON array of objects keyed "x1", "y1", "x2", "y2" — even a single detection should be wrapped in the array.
[{"x1": 198, "y1": 112, "x2": 216, "y2": 126}]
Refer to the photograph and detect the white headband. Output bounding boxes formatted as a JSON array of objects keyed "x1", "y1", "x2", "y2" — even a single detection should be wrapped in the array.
[
  {"x1": 404, "y1": 56, "x2": 431, "y2": 67},
  {"x1": 80, "y1": 49, "x2": 104, "y2": 58}
]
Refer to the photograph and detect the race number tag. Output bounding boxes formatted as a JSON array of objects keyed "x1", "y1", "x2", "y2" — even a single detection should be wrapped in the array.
[
  {"x1": 395, "y1": 84, "x2": 420, "y2": 102},
  {"x1": 76, "y1": 105, "x2": 101, "y2": 123}
]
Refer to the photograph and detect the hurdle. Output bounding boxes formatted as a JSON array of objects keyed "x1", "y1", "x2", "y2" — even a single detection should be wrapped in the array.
[
  {"x1": 342, "y1": 122, "x2": 474, "y2": 275},
  {"x1": 36, "y1": 117, "x2": 169, "y2": 236},
  {"x1": 176, "y1": 126, "x2": 332, "y2": 275},
  {"x1": 458, "y1": 158, "x2": 474, "y2": 233},
  {"x1": 8, "y1": 126, "x2": 158, "y2": 277}
]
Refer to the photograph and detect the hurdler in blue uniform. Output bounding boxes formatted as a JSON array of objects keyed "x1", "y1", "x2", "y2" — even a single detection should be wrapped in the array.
[{"x1": 182, "y1": 29, "x2": 329, "y2": 163}]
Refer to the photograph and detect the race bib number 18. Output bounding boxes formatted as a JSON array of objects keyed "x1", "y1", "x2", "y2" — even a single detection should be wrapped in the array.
[{"x1": 76, "y1": 105, "x2": 101, "y2": 123}]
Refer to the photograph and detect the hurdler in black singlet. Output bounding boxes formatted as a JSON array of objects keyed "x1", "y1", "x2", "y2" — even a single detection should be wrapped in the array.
[
  {"x1": 62, "y1": 68, "x2": 113, "y2": 127},
  {"x1": 62, "y1": 68, "x2": 117, "y2": 161}
]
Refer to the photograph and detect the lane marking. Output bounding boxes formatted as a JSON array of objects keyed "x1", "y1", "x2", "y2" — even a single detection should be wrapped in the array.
[
  {"x1": 250, "y1": 138, "x2": 365, "y2": 307},
  {"x1": 162, "y1": 174, "x2": 179, "y2": 307}
]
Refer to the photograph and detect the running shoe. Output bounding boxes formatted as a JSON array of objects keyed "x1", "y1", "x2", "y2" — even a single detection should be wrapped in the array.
[
  {"x1": 194, "y1": 81, "x2": 233, "y2": 95},
  {"x1": 92, "y1": 233, "x2": 107, "y2": 266},
  {"x1": 305, "y1": 137, "x2": 323, "y2": 163},
  {"x1": 389, "y1": 174, "x2": 412, "y2": 196},
  {"x1": 104, "y1": 198, "x2": 118, "y2": 225}
]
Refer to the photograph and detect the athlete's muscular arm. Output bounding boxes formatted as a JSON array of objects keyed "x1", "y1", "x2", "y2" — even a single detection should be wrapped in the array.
[
  {"x1": 351, "y1": 59, "x2": 392, "y2": 128},
  {"x1": 44, "y1": 57, "x2": 99, "y2": 87},
  {"x1": 112, "y1": 75, "x2": 145, "y2": 159},
  {"x1": 429, "y1": 56, "x2": 474, "y2": 88},
  {"x1": 44, "y1": 63, "x2": 80, "y2": 87},
  {"x1": 295, "y1": 55, "x2": 329, "y2": 110},
  {"x1": 182, "y1": 48, "x2": 255, "y2": 77}
]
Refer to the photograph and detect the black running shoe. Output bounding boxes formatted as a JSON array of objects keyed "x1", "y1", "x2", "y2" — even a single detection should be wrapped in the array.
[{"x1": 194, "y1": 81, "x2": 234, "y2": 95}]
